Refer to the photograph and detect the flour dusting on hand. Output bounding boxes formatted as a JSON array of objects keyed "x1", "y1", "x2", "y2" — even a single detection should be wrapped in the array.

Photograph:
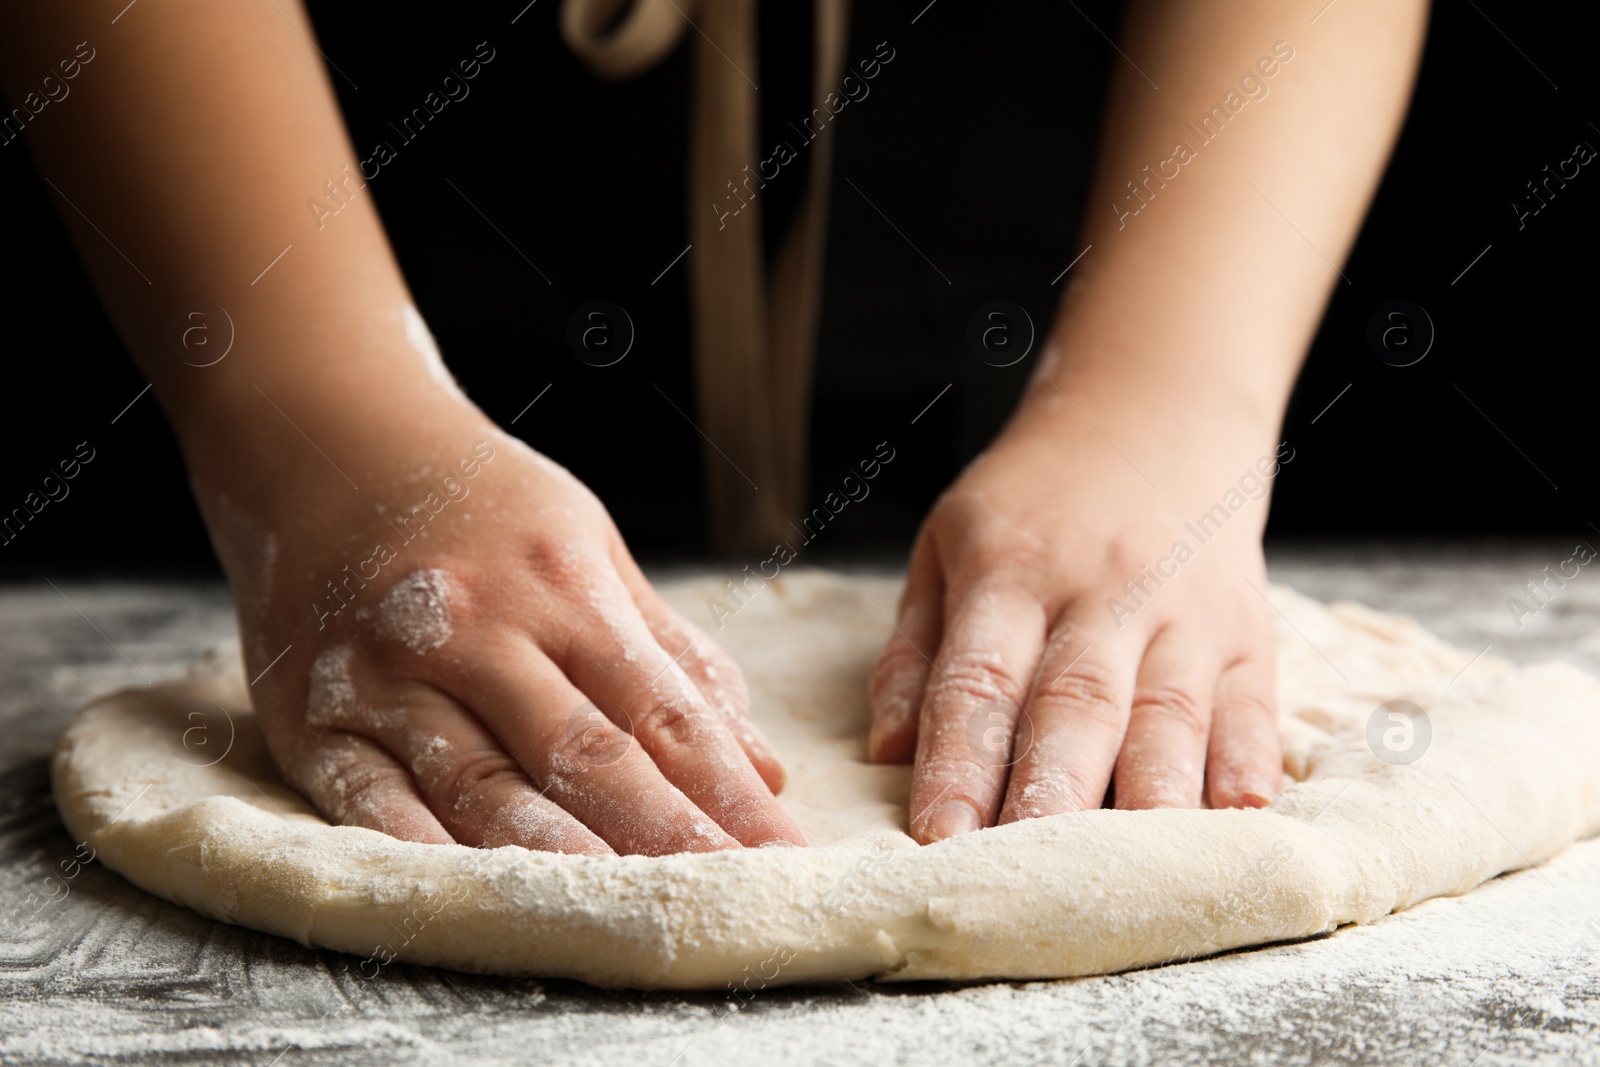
[
  {"x1": 374, "y1": 569, "x2": 455, "y2": 654},
  {"x1": 306, "y1": 646, "x2": 356, "y2": 727}
]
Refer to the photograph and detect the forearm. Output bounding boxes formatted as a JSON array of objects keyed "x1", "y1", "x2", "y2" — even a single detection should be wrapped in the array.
[
  {"x1": 0, "y1": 0, "x2": 461, "y2": 479},
  {"x1": 1021, "y1": 0, "x2": 1428, "y2": 457}
]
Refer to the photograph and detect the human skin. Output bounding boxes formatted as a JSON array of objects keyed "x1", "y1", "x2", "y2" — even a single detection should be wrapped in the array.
[
  {"x1": 868, "y1": 0, "x2": 1431, "y2": 841},
  {"x1": 2, "y1": 0, "x2": 1428, "y2": 855},
  {"x1": 0, "y1": 0, "x2": 802, "y2": 855}
]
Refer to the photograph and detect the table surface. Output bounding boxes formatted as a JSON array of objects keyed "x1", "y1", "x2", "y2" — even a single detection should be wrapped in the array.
[{"x1": 3, "y1": 544, "x2": 1599, "y2": 1066}]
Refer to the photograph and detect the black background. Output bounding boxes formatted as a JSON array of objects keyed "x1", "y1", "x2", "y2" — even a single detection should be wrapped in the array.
[{"x1": 1, "y1": 0, "x2": 1594, "y2": 579}]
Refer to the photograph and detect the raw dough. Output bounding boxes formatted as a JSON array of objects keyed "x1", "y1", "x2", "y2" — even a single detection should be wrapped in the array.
[{"x1": 50, "y1": 571, "x2": 1600, "y2": 991}]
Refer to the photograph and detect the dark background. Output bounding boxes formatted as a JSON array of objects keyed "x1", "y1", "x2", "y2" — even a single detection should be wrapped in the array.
[{"x1": 1, "y1": 0, "x2": 1594, "y2": 579}]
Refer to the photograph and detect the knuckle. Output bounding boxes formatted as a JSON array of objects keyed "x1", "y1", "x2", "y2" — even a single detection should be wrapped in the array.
[
  {"x1": 693, "y1": 639, "x2": 742, "y2": 679},
  {"x1": 869, "y1": 688, "x2": 919, "y2": 732},
  {"x1": 1031, "y1": 660, "x2": 1123, "y2": 719},
  {"x1": 1132, "y1": 684, "x2": 1210, "y2": 737},
  {"x1": 947, "y1": 543, "x2": 1006, "y2": 582},
  {"x1": 1214, "y1": 689, "x2": 1277, "y2": 725},
  {"x1": 1099, "y1": 535, "x2": 1147, "y2": 573},
  {"x1": 439, "y1": 749, "x2": 523, "y2": 805},
  {"x1": 546, "y1": 708, "x2": 633, "y2": 771},
  {"x1": 681, "y1": 640, "x2": 749, "y2": 718},
  {"x1": 574, "y1": 720, "x2": 631, "y2": 765},
  {"x1": 869, "y1": 641, "x2": 929, "y2": 695},
  {"x1": 632, "y1": 696, "x2": 704, "y2": 748},
  {"x1": 875, "y1": 637, "x2": 928, "y2": 673},
  {"x1": 918, "y1": 754, "x2": 986, "y2": 781},
  {"x1": 522, "y1": 541, "x2": 595, "y2": 595},
  {"x1": 675, "y1": 615, "x2": 732, "y2": 662},
  {"x1": 935, "y1": 651, "x2": 1027, "y2": 708},
  {"x1": 328, "y1": 759, "x2": 407, "y2": 820},
  {"x1": 333, "y1": 760, "x2": 389, "y2": 798}
]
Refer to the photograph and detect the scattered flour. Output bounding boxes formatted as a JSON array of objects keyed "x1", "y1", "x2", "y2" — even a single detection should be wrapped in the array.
[{"x1": 374, "y1": 570, "x2": 454, "y2": 654}]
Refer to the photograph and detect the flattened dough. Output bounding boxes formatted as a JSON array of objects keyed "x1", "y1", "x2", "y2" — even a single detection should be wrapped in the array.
[{"x1": 51, "y1": 572, "x2": 1600, "y2": 990}]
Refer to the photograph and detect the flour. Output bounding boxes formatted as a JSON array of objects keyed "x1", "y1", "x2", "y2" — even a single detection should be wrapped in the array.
[
  {"x1": 483, "y1": 795, "x2": 573, "y2": 848},
  {"x1": 374, "y1": 569, "x2": 454, "y2": 654},
  {"x1": 1012, "y1": 772, "x2": 1080, "y2": 819},
  {"x1": 412, "y1": 733, "x2": 451, "y2": 780},
  {"x1": 305, "y1": 645, "x2": 355, "y2": 727},
  {"x1": 297, "y1": 735, "x2": 366, "y2": 822},
  {"x1": 7, "y1": 841, "x2": 1600, "y2": 1062}
]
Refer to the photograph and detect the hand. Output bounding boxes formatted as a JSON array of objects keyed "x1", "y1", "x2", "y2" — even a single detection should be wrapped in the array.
[
  {"x1": 867, "y1": 402, "x2": 1285, "y2": 842},
  {"x1": 197, "y1": 392, "x2": 802, "y2": 856}
]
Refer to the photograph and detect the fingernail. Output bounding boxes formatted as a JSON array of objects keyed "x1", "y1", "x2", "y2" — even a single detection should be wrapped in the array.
[
  {"x1": 757, "y1": 838, "x2": 801, "y2": 848},
  {"x1": 926, "y1": 800, "x2": 981, "y2": 842},
  {"x1": 1239, "y1": 787, "x2": 1274, "y2": 809}
]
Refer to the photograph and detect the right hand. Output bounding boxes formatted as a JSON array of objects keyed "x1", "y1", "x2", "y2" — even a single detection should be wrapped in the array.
[{"x1": 197, "y1": 392, "x2": 803, "y2": 856}]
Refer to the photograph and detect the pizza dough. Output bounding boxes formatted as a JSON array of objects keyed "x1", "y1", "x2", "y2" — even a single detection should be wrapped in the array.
[{"x1": 50, "y1": 571, "x2": 1600, "y2": 991}]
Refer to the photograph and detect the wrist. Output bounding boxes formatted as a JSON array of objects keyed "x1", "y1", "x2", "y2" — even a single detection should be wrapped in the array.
[
  {"x1": 1011, "y1": 375, "x2": 1280, "y2": 470},
  {"x1": 996, "y1": 369, "x2": 1290, "y2": 528},
  {"x1": 1009, "y1": 293, "x2": 1290, "y2": 460},
  {"x1": 179, "y1": 366, "x2": 489, "y2": 505},
  {"x1": 170, "y1": 309, "x2": 481, "y2": 478}
]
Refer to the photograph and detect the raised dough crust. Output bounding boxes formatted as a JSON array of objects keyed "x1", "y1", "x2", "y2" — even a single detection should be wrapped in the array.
[{"x1": 50, "y1": 572, "x2": 1600, "y2": 990}]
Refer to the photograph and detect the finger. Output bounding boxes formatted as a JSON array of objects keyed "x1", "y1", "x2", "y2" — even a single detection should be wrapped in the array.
[
  {"x1": 908, "y1": 583, "x2": 1045, "y2": 844},
  {"x1": 868, "y1": 537, "x2": 944, "y2": 763},
  {"x1": 999, "y1": 609, "x2": 1140, "y2": 823},
  {"x1": 348, "y1": 681, "x2": 614, "y2": 855},
  {"x1": 305, "y1": 646, "x2": 607, "y2": 852},
  {"x1": 442, "y1": 638, "x2": 744, "y2": 856},
  {"x1": 1111, "y1": 628, "x2": 1221, "y2": 810},
  {"x1": 1205, "y1": 654, "x2": 1281, "y2": 809},
  {"x1": 611, "y1": 554, "x2": 786, "y2": 792},
  {"x1": 658, "y1": 607, "x2": 788, "y2": 793},
  {"x1": 557, "y1": 575, "x2": 807, "y2": 848},
  {"x1": 291, "y1": 729, "x2": 455, "y2": 844}
]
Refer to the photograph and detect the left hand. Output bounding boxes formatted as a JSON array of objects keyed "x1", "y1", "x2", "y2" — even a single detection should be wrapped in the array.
[{"x1": 867, "y1": 404, "x2": 1286, "y2": 843}]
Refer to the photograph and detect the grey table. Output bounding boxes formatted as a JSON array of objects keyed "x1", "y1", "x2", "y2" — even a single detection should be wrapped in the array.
[{"x1": 4, "y1": 544, "x2": 1599, "y2": 1066}]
